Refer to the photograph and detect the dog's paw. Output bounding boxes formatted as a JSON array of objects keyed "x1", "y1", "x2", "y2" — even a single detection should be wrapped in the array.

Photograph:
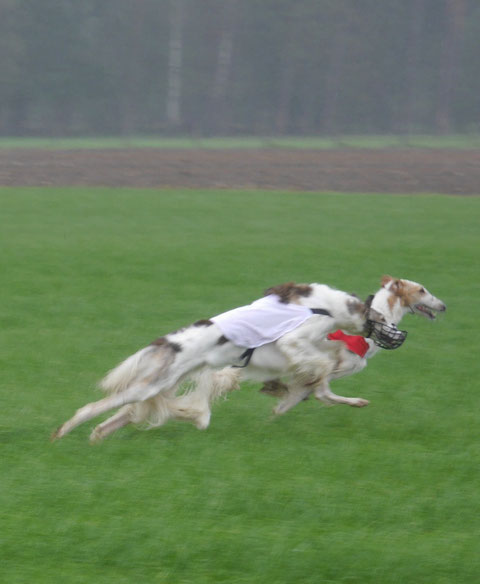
[
  {"x1": 351, "y1": 398, "x2": 369, "y2": 407},
  {"x1": 89, "y1": 427, "x2": 104, "y2": 444},
  {"x1": 194, "y1": 412, "x2": 211, "y2": 430}
]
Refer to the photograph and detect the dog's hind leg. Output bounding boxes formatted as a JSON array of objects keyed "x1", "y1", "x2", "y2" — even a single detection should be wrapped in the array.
[
  {"x1": 52, "y1": 366, "x2": 196, "y2": 440},
  {"x1": 314, "y1": 379, "x2": 369, "y2": 407},
  {"x1": 89, "y1": 405, "x2": 133, "y2": 443},
  {"x1": 52, "y1": 381, "x2": 155, "y2": 440},
  {"x1": 52, "y1": 332, "x2": 214, "y2": 440}
]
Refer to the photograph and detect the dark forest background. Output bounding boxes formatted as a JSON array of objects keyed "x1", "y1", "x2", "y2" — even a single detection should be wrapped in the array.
[{"x1": 0, "y1": 0, "x2": 477, "y2": 137}]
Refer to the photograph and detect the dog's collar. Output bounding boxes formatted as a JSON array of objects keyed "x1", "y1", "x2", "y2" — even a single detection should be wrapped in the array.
[{"x1": 310, "y1": 308, "x2": 332, "y2": 317}]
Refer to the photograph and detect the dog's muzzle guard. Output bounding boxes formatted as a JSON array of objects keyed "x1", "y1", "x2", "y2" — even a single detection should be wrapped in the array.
[{"x1": 366, "y1": 320, "x2": 407, "y2": 350}]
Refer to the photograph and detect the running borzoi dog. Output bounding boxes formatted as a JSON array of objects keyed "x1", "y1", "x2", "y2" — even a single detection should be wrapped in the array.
[
  {"x1": 52, "y1": 282, "x2": 393, "y2": 441},
  {"x1": 261, "y1": 276, "x2": 446, "y2": 414},
  {"x1": 74, "y1": 276, "x2": 445, "y2": 442}
]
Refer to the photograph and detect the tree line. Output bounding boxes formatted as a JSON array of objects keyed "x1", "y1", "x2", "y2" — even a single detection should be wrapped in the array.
[{"x1": 0, "y1": 0, "x2": 477, "y2": 137}]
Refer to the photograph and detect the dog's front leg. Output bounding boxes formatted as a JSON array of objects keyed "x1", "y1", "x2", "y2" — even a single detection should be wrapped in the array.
[
  {"x1": 314, "y1": 378, "x2": 369, "y2": 408},
  {"x1": 272, "y1": 382, "x2": 313, "y2": 415}
]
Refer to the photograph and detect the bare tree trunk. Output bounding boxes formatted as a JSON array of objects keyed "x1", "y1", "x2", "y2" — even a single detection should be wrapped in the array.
[
  {"x1": 166, "y1": 0, "x2": 185, "y2": 129},
  {"x1": 321, "y1": 19, "x2": 350, "y2": 135},
  {"x1": 401, "y1": 0, "x2": 427, "y2": 133},
  {"x1": 5, "y1": 95, "x2": 28, "y2": 136},
  {"x1": 436, "y1": 0, "x2": 466, "y2": 134},
  {"x1": 121, "y1": 1, "x2": 145, "y2": 134},
  {"x1": 208, "y1": 0, "x2": 237, "y2": 134},
  {"x1": 321, "y1": 2, "x2": 356, "y2": 136},
  {"x1": 275, "y1": 5, "x2": 302, "y2": 135}
]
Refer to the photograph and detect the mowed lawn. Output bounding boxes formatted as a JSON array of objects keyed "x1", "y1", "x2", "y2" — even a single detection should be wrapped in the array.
[{"x1": 1, "y1": 187, "x2": 479, "y2": 584}]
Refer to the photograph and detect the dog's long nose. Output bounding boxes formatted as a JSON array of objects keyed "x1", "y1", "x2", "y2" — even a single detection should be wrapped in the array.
[{"x1": 439, "y1": 303, "x2": 447, "y2": 312}]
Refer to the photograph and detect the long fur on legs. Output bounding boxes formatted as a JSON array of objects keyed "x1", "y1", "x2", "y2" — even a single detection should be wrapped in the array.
[{"x1": 90, "y1": 367, "x2": 240, "y2": 442}]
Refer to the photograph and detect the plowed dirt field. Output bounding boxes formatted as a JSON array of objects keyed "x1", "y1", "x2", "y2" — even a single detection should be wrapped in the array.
[{"x1": 1, "y1": 148, "x2": 479, "y2": 194}]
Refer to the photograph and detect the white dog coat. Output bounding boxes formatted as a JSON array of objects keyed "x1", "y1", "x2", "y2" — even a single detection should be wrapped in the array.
[{"x1": 211, "y1": 294, "x2": 315, "y2": 348}]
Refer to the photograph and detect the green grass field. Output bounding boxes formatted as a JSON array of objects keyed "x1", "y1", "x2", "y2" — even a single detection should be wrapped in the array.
[
  {"x1": 1, "y1": 187, "x2": 479, "y2": 583},
  {"x1": 1, "y1": 134, "x2": 480, "y2": 150}
]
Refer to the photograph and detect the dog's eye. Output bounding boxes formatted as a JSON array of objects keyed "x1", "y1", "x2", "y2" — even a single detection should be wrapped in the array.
[{"x1": 419, "y1": 287, "x2": 426, "y2": 294}]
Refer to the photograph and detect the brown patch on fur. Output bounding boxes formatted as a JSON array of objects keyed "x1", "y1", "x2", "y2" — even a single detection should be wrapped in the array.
[
  {"x1": 395, "y1": 280, "x2": 425, "y2": 308},
  {"x1": 387, "y1": 283, "x2": 400, "y2": 310},
  {"x1": 385, "y1": 278, "x2": 424, "y2": 311},
  {"x1": 194, "y1": 319, "x2": 213, "y2": 327},
  {"x1": 264, "y1": 282, "x2": 313, "y2": 304},
  {"x1": 260, "y1": 379, "x2": 289, "y2": 397},
  {"x1": 304, "y1": 377, "x2": 322, "y2": 388},
  {"x1": 150, "y1": 337, "x2": 182, "y2": 352},
  {"x1": 150, "y1": 337, "x2": 168, "y2": 347},
  {"x1": 381, "y1": 275, "x2": 404, "y2": 311},
  {"x1": 347, "y1": 299, "x2": 365, "y2": 314},
  {"x1": 381, "y1": 274, "x2": 394, "y2": 287},
  {"x1": 216, "y1": 335, "x2": 229, "y2": 345},
  {"x1": 382, "y1": 277, "x2": 409, "y2": 311}
]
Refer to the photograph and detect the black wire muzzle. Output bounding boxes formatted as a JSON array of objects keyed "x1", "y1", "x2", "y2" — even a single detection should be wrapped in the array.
[{"x1": 366, "y1": 320, "x2": 407, "y2": 350}]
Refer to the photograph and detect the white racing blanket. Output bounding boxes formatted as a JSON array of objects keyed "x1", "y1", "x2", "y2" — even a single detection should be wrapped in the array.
[{"x1": 211, "y1": 294, "x2": 315, "y2": 349}]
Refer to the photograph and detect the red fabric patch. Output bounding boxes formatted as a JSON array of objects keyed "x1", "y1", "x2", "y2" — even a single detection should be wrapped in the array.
[{"x1": 327, "y1": 330, "x2": 370, "y2": 358}]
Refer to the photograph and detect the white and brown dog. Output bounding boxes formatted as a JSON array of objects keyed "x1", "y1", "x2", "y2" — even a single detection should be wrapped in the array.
[
  {"x1": 262, "y1": 275, "x2": 446, "y2": 414},
  {"x1": 52, "y1": 282, "x2": 393, "y2": 441},
  {"x1": 76, "y1": 276, "x2": 445, "y2": 442}
]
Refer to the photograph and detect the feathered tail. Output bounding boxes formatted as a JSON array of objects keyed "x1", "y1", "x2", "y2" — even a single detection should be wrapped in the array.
[{"x1": 99, "y1": 345, "x2": 171, "y2": 394}]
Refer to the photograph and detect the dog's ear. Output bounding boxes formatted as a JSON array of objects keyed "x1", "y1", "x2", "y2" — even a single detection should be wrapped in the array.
[{"x1": 382, "y1": 275, "x2": 403, "y2": 295}]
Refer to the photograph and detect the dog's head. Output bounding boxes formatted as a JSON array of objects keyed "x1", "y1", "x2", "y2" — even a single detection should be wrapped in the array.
[{"x1": 381, "y1": 275, "x2": 446, "y2": 320}]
